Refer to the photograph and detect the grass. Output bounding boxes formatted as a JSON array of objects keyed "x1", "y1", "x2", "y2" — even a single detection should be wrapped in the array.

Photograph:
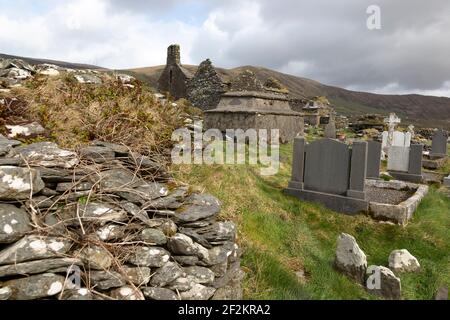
[{"x1": 172, "y1": 142, "x2": 450, "y2": 300}]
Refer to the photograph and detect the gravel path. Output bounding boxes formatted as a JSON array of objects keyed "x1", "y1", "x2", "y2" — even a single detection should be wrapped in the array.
[{"x1": 366, "y1": 186, "x2": 415, "y2": 205}]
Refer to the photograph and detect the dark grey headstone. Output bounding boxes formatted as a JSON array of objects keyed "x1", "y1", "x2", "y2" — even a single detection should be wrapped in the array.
[
  {"x1": 348, "y1": 141, "x2": 367, "y2": 200},
  {"x1": 431, "y1": 129, "x2": 447, "y2": 157},
  {"x1": 408, "y1": 144, "x2": 423, "y2": 175},
  {"x1": 366, "y1": 141, "x2": 381, "y2": 179},
  {"x1": 288, "y1": 137, "x2": 305, "y2": 189},
  {"x1": 304, "y1": 139, "x2": 350, "y2": 195}
]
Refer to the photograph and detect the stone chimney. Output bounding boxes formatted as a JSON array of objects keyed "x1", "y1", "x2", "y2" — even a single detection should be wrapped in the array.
[{"x1": 167, "y1": 44, "x2": 181, "y2": 65}]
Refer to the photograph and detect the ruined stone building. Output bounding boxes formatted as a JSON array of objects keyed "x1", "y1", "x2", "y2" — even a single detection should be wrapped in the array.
[
  {"x1": 204, "y1": 70, "x2": 304, "y2": 143},
  {"x1": 157, "y1": 44, "x2": 194, "y2": 100}
]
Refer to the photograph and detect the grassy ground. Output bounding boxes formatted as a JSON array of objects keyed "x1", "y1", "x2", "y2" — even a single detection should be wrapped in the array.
[{"x1": 172, "y1": 142, "x2": 450, "y2": 300}]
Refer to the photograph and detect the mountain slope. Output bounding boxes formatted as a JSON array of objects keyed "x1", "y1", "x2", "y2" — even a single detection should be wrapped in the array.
[
  {"x1": 0, "y1": 53, "x2": 104, "y2": 70},
  {"x1": 129, "y1": 64, "x2": 450, "y2": 129}
]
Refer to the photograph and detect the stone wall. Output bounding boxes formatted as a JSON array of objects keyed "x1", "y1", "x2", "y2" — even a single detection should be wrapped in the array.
[
  {"x1": 187, "y1": 59, "x2": 227, "y2": 110},
  {"x1": 0, "y1": 137, "x2": 242, "y2": 300}
]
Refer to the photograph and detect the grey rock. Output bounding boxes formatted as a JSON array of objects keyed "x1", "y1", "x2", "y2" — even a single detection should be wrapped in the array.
[
  {"x1": 184, "y1": 266, "x2": 215, "y2": 285},
  {"x1": 80, "y1": 146, "x2": 115, "y2": 163},
  {"x1": 10, "y1": 142, "x2": 78, "y2": 168},
  {"x1": 56, "y1": 182, "x2": 93, "y2": 192},
  {"x1": 0, "y1": 257, "x2": 82, "y2": 277},
  {"x1": 0, "y1": 166, "x2": 45, "y2": 200},
  {"x1": 142, "y1": 287, "x2": 179, "y2": 300},
  {"x1": 334, "y1": 233, "x2": 367, "y2": 283},
  {"x1": 0, "y1": 135, "x2": 21, "y2": 156},
  {"x1": 122, "y1": 266, "x2": 152, "y2": 285},
  {"x1": 435, "y1": 286, "x2": 448, "y2": 300},
  {"x1": 0, "y1": 286, "x2": 12, "y2": 300},
  {"x1": 166, "y1": 277, "x2": 195, "y2": 292},
  {"x1": 196, "y1": 221, "x2": 237, "y2": 244},
  {"x1": 150, "y1": 261, "x2": 183, "y2": 287},
  {"x1": 5, "y1": 122, "x2": 45, "y2": 138},
  {"x1": 0, "y1": 204, "x2": 32, "y2": 243},
  {"x1": 174, "y1": 194, "x2": 221, "y2": 223},
  {"x1": 78, "y1": 245, "x2": 112, "y2": 270},
  {"x1": 388, "y1": 249, "x2": 420, "y2": 273},
  {"x1": 95, "y1": 224, "x2": 126, "y2": 241},
  {"x1": 179, "y1": 283, "x2": 216, "y2": 300},
  {"x1": 203, "y1": 242, "x2": 235, "y2": 266},
  {"x1": 74, "y1": 74, "x2": 102, "y2": 84},
  {"x1": 127, "y1": 246, "x2": 170, "y2": 267},
  {"x1": 140, "y1": 228, "x2": 167, "y2": 245},
  {"x1": 92, "y1": 141, "x2": 130, "y2": 155},
  {"x1": 109, "y1": 286, "x2": 145, "y2": 300},
  {"x1": 3, "y1": 273, "x2": 65, "y2": 300},
  {"x1": 143, "y1": 186, "x2": 188, "y2": 210},
  {"x1": 179, "y1": 228, "x2": 211, "y2": 248},
  {"x1": 173, "y1": 255, "x2": 199, "y2": 266},
  {"x1": 167, "y1": 233, "x2": 198, "y2": 255},
  {"x1": 59, "y1": 288, "x2": 94, "y2": 300},
  {"x1": 0, "y1": 235, "x2": 72, "y2": 265},
  {"x1": 25, "y1": 196, "x2": 55, "y2": 209},
  {"x1": 366, "y1": 265, "x2": 401, "y2": 299},
  {"x1": 78, "y1": 202, "x2": 128, "y2": 225},
  {"x1": 90, "y1": 270, "x2": 126, "y2": 290}
]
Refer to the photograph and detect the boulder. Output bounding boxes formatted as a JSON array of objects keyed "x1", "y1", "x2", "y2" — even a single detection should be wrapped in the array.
[
  {"x1": 0, "y1": 235, "x2": 72, "y2": 265},
  {"x1": 149, "y1": 261, "x2": 183, "y2": 287},
  {"x1": 366, "y1": 265, "x2": 401, "y2": 299},
  {"x1": 126, "y1": 246, "x2": 170, "y2": 267},
  {"x1": 334, "y1": 233, "x2": 367, "y2": 283},
  {"x1": 10, "y1": 142, "x2": 78, "y2": 168},
  {"x1": 0, "y1": 204, "x2": 32, "y2": 243},
  {"x1": 0, "y1": 166, "x2": 45, "y2": 200},
  {"x1": 3, "y1": 273, "x2": 65, "y2": 300},
  {"x1": 388, "y1": 249, "x2": 420, "y2": 273},
  {"x1": 142, "y1": 287, "x2": 178, "y2": 300}
]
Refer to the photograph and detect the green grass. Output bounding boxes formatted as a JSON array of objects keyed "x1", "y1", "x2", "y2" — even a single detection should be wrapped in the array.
[{"x1": 172, "y1": 142, "x2": 450, "y2": 300}]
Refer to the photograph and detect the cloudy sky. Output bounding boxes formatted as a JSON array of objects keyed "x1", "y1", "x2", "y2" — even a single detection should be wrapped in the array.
[{"x1": 1, "y1": 0, "x2": 449, "y2": 97}]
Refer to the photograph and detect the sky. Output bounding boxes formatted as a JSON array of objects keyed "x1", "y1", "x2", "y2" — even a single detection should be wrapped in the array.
[{"x1": 1, "y1": 0, "x2": 450, "y2": 97}]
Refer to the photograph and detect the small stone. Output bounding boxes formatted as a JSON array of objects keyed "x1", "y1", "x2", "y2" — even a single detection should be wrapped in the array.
[
  {"x1": 74, "y1": 74, "x2": 102, "y2": 84},
  {"x1": 174, "y1": 194, "x2": 221, "y2": 223},
  {"x1": 110, "y1": 286, "x2": 145, "y2": 300},
  {"x1": 126, "y1": 246, "x2": 170, "y2": 267},
  {"x1": 388, "y1": 249, "x2": 420, "y2": 273},
  {"x1": 150, "y1": 261, "x2": 183, "y2": 287},
  {"x1": 0, "y1": 166, "x2": 45, "y2": 200},
  {"x1": 0, "y1": 286, "x2": 12, "y2": 300},
  {"x1": 96, "y1": 224, "x2": 125, "y2": 241},
  {"x1": 366, "y1": 265, "x2": 401, "y2": 299},
  {"x1": 3, "y1": 273, "x2": 65, "y2": 300},
  {"x1": 142, "y1": 287, "x2": 179, "y2": 300},
  {"x1": 167, "y1": 233, "x2": 198, "y2": 255},
  {"x1": 184, "y1": 266, "x2": 215, "y2": 285},
  {"x1": 59, "y1": 288, "x2": 94, "y2": 300},
  {"x1": 197, "y1": 221, "x2": 237, "y2": 244},
  {"x1": 80, "y1": 146, "x2": 115, "y2": 163},
  {"x1": 0, "y1": 204, "x2": 32, "y2": 243},
  {"x1": 173, "y1": 255, "x2": 199, "y2": 266},
  {"x1": 166, "y1": 277, "x2": 194, "y2": 292},
  {"x1": 334, "y1": 233, "x2": 367, "y2": 283},
  {"x1": 90, "y1": 270, "x2": 126, "y2": 290},
  {"x1": 435, "y1": 286, "x2": 448, "y2": 300},
  {"x1": 10, "y1": 142, "x2": 78, "y2": 168},
  {"x1": 78, "y1": 245, "x2": 112, "y2": 270},
  {"x1": 77, "y1": 202, "x2": 128, "y2": 225},
  {"x1": 179, "y1": 283, "x2": 216, "y2": 300},
  {"x1": 140, "y1": 228, "x2": 167, "y2": 245},
  {"x1": 56, "y1": 182, "x2": 93, "y2": 192},
  {"x1": 122, "y1": 266, "x2": 151, "y2": 285},
  {"x1": 5, "y1": 122, "x2": 45, "y2": 138},
  {"x1": 92, "y1": 141, "x2": 130, "y2": 155},
  {"x1": 0, "y1": 235, "x2": 72, "y2": 265}
]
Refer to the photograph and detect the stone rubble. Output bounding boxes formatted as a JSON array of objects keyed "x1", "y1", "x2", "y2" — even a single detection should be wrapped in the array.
[{"x1": 0, "y1": 136, "x2": 242, "y2": 300}]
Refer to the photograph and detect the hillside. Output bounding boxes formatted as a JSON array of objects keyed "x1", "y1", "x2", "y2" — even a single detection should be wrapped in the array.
[{"x1": 129, "y1": 65, "x2": 450, "y2": 129}]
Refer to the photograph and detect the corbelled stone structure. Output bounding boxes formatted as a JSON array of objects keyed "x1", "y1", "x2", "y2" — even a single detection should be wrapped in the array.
[{"x1": 204, "y1": 70, "x2": 304, "y2": 143}]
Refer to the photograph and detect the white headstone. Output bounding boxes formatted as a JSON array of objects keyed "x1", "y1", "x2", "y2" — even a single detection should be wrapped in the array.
[
  {"x1": 392, "y1": 131, "x2": 405, "y2": 146},
  {"x1": 387, "y1": 146, "x2": 410, "y2": 172}
]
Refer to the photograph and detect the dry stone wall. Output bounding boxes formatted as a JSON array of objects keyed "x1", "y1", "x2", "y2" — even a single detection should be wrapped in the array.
[{"x1": 0, "y1": 137, "x2": 242, "y2": 300}]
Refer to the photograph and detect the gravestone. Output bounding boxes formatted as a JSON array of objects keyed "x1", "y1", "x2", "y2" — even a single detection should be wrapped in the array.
[
  {"x1": 444, "y1": 175, "x2": 450, "y2": 187},
  {"x1": 366, "y1": 141, "x2": 382, "y2": 179},
  {"x1": 387, "y1": 144, "x2": 423, "y2": 183},
  {"x1": 285, "y1": 138, "x2": 368, "y2": 214},
  {"x1": 324, "y1": 112, "x2": 336, "y2": 139},
  {"x1": 430, "y1": 129, "x2": 448, "y2": 159}
]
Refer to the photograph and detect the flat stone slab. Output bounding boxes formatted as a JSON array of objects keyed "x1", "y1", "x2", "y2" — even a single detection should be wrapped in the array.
[
  {"x1": 0, "y1": 204, "x2": 32, "y2": 243},
  {"x1": 0, "y1": 166, "x2": 45, "y2": 200},
  {"x1": 0, "y1": 257, "x2": 82, "y2": 277},
  {"x1": 9, "y1": 142, "x2": 78, "y2": 168}
]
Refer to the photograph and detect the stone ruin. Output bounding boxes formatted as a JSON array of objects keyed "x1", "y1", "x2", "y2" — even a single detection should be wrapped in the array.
[
  {"x1": 0, "y1": 136, "x2": 242, "y2": 300},
  {"x1": 204, "y1": 70, "x2": 304, "y2": 143},
  {"x1": 285, "y1": 137, "x2": 368, "y2": 214}
]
